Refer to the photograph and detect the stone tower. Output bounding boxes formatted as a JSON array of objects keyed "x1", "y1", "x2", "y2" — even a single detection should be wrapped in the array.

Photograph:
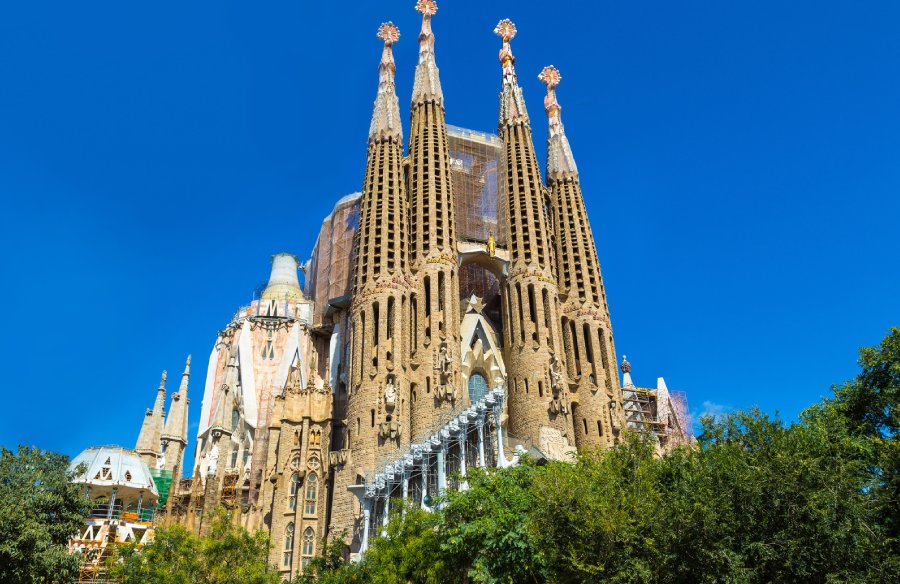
[
  {"x1": 334, "y1": 22, "x2": 412, "y2": 543},
  {"x1": 161, "y1": 356, "x2": 190, "y2": 481},
  {"x1": 257, "y1": 361, "x2": 332, "y2": 579},
  {"x1": 494, "y1": 20, "x2": 574, "y2": 457},
  {"x1": 539, "y1": 66, "x2": 623, "y2": 448},
  {"x1": 407, "y1": 1, "x2": 461, "y2": 439},
  {"x1": 135, "y1": 370, "x2": 167, "y2": 468}
]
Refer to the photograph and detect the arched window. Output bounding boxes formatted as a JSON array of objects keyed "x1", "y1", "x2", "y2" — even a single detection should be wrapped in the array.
[
  {"x1": 283, "y1": 522, "x2": 294, "y2": 567},
  {"x1": 304, "y1": 473, "x2": 318, "y2": 515},
  {"x1": 301, "y1": 527, "x2": 315, "y2": 570},
  {"x1": 468, "y1": 372, "x2": 488, "y2": 404},
  {"x1": 288, "y1": 474, "x2": 300, "y2": 511}
]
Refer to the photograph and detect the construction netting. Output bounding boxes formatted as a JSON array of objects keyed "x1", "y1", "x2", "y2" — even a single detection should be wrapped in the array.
[
  {"x1": 448, "y1": 125, "x2": 507, "y2": 246},
  {"x1": 304, "y1": 126, "x2": 505, "y2": 323},
  {"x1": 669, "y1": 390, "x2": 695, "y2": 445},
  {"x1": 149, "y1": 468, "x2": 173, "y2": 507},
  {"x1": 306, "y1": 193, "x2": 361, "y2": 325}
]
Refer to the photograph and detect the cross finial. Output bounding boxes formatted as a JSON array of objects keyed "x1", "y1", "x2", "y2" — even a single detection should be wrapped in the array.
[
  {"x1": 494, "y1": 19, "x2": 517, "y2": 42},
  {"x1": 415, "y1": 0, "x2": 437, "y2": 17},
  {"x1": 377, "y1": 22, "x2": 401, "y2": 45}
]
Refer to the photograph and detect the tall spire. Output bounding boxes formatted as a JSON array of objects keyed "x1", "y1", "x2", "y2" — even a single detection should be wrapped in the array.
[
  {"x1": 407, "y1": 0, "x2": 461, "y2": 440},
  {"x1": 495, "y1": 19, "x2": 529, "y2": 127},
  {"x1": 178, "y1": 355, "x2": 191, "y2": 395},
  {"x1": 163, "y1": 355, "x2": 191, "y2": 458},
  {"x1": 135, "y1": 370, "x2": 168, "y2": 466},
  {"x1": 538, "y1": 65, "x2": 578, "y2": 180},
  {"x1": 369, "y1": 22, "x2": 402, "y2": 143},
  {"x1": 411, "y1": 0, "x2": 443, "y2": 106}
]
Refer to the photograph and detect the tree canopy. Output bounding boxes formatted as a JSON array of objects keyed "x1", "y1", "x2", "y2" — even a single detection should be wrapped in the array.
[
  {"x1": 113, "y1": 508, "x2": 282, "y2": 584},
  {"x1": 0, "y1": 445, "x2": 89, "y2": 584}
]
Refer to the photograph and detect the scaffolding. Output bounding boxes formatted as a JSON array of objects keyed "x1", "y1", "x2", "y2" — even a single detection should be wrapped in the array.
[
  {"x1": 221, "y1": 471, "x2": 240, "y2": 508},
  {"x1": 448, "y1": 125, "x2": 506, "y2": 246},
  {"x1": 622, "y1": 384, "x2": 696, "y2": 449},
  {"x1": 307, "y1": 193, "x2": 361, "y2": 325}
]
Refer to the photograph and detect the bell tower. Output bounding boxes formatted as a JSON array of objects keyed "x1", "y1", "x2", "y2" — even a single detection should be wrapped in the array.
[
  {"x1": 333, "y1": 22, "x2": 413, "y2": 544},
  {"x1": 407, "y1": 0, "x2": 462, "y2": 439},
  {"x1": 539, "y1": 65, "x2": 624, "y2": 448},
  {"x1": 494, "y1": 20, "x2": 573, "y2": 457}
]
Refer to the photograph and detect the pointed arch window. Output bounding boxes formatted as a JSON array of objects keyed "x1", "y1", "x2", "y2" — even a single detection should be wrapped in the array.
[
  {"x1": 283, "y1": 522, "x2": 294, "y2": 567},
  {"x1": 468, "y1": 372, "x2": 488, "y2": 404},
  {"x1": 288, "y1": 474, "x2": 300, "y2": 511},
  {"x1": 301, "y1": 527, "x2": 315, "y2": 570},
  {"x1": 304, "y1": 473, "x2": 318, "y2": 515}
]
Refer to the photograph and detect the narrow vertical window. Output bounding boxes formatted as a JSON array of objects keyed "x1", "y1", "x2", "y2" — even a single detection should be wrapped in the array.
[
  {"x1": 304, "y1": 474, "x2": 318, "y2": 515},
  {"x1": 387, "y1": 297, "x2": 395, "y2": 340},
  {"x1": 283, "y1": 522, "x2": 295, "y2": 567},
  {"x1": 288, "y1": 474, "x2": 300, "y2": 511},
  {"x1": 301, "y1": 527, "x2": 315, "y2": 571}
]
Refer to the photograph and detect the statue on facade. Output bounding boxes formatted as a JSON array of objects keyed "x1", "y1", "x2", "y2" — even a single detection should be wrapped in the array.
[
  {"x1": 438, "y1": 343, "x2": 452, "y2": 382},
  {"x1": 384, "y1": 376, "x2": 397, "y2": 409},
  {"x1": 549, "y1": 353, "x2": 564, "y2": 395},
  {"x1": 207, "y1": 445, "x2": 219, "y2": 477},
  {"x1": 487, "y1": 231, "x2": 496, "y2": 257}
]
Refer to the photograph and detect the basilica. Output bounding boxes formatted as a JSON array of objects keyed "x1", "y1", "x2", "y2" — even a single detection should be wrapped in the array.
[{"x1": 72, "y1": 2, "x2": 693, "y2": 580}]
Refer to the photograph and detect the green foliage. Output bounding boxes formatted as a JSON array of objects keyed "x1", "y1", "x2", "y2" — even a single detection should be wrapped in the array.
[
  {"x1": 305, "y1": 328, "x2": 900, "y2": 583},
  {"x1": 113, "y1": 507, "x2": 281, "y2": 584},
  {"x1": 0, "y1": 445, "x2": 89, "y2": 584}
]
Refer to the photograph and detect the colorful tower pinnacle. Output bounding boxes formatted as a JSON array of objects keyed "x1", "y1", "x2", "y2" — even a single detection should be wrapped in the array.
[
  {"x1": 135, "y1": 370, "x2": 167, "y2": 467},
  {"x1": 337, "y1": 22, "x2": 412, "y2": 545},
  {"x1": 495, "y1": 20, "x2": 573, "y2": 457},
  {"x1": 539, "y1": 65, "x2": 623, "y2": 448},
  {"x1": 408, "y1": 0, "x2": 462, "y2": 438}
]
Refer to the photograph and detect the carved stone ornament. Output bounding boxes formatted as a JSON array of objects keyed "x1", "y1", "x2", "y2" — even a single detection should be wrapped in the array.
[
  {"x1": 289, "y1": 454, "x2": 301, "y2": 471},
  {"x1": 384, "y1": 376, "x2": 397, "y2": 410},
  {"x1": 378, "y1": 420, "x2": 403, "y2": 441},
  {"x1": 437, "y1": 343, "x2": 452, "y2": 382},
  {"x1": 549, "y1": 354, "x2": 564, "y2": 395},
  {"x1": 329, "y1": 449, "x2": 350, "y2": 467},
  {"x1": 436, "y1": 382, "x2": 456, "y2": 403},
  {"x1": 308, "y1": 456, "x2": 320, "y2": 471},
  {"x1": 549, "y1": 393, "x2": 569, "y2": 415}
]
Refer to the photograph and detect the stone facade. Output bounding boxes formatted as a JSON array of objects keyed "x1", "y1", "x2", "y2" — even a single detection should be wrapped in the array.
[{"x1": 123, "y1": 3, "x2": 696, "y2": 577}]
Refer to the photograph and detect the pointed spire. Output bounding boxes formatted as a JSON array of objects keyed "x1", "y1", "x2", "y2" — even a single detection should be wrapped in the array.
[
  {"x1": 621, "y1": 355, "x2": 634, "y2": 387},
  {"x1": 411, "y1": 0, "x2": 443, "y2": 106},
  {"x1": 136, "y1": 369, "x2": 168, "y2": 462},
  {"x1": 163, "y1": 355, "x2": 191, "y2": 448},
  {"x1": 178, "y1": 355, "x2": 191, "y2": 394},
  {"x1": 538, "y1": 65, "x2": 578, "y2": 180},
  {"x1": 494, "y1": 19, "x2": 529, "y2": 127},
  {"x1": 369, "y1": 22, "x2": 403, "y2": 143}
]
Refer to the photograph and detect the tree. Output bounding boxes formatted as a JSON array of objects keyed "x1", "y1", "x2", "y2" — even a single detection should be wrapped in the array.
[
  {"x1": 114, "y1": 507, "x2": 281, "y2": 584},
  {"x1": 0, "y1": 445, "x2": 90, "y2": 584}
]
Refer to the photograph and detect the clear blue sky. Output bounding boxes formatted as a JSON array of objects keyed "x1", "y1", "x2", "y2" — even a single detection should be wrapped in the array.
[{"x1": 1, "y1": 1, "x2": 897, "y2": 466}]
